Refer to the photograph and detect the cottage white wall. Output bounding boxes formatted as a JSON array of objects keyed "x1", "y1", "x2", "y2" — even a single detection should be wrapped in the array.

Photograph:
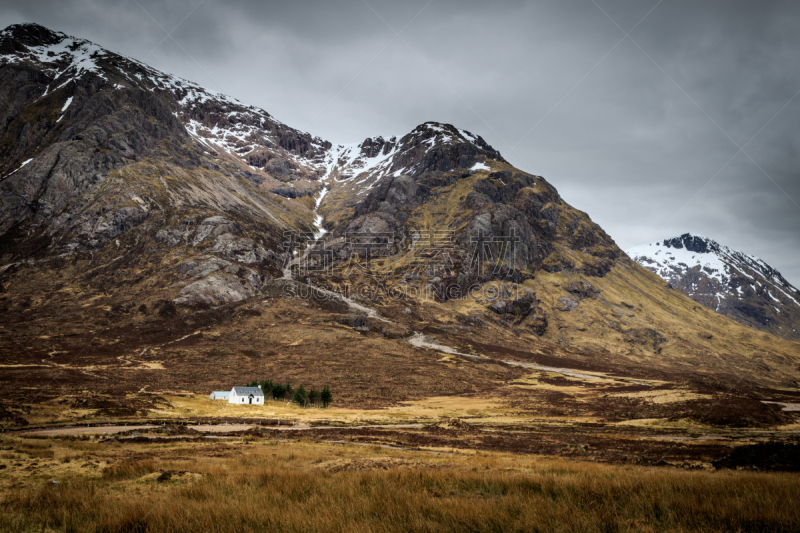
[{"x1": 227, "y1": 388, "x2": 264, "y2": 405}]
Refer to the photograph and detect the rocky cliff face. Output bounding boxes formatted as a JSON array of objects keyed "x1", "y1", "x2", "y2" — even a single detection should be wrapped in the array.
[
  {"x1": 313, "y1": 121, "x2": 620, "y2": 297},
  {"x1": 627, "y1": 233, "x2": 800, "y2": 341},
  {"x1": 0, "y1": 22, "x2": 336, "y2": 305}
]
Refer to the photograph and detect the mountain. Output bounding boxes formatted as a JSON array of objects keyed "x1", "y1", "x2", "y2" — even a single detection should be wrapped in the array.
[
  {"x1": 0, "y1": 21, "x2": 619, "y2": 305},
  {"x1": 627, "y1": 233, "x2": 800, "y2": 341},
  {"x1": 1, "y1": 23, "x2": 799, "y2": 418},
  {"x1": 0, "y1": 22, "x2": 339, "y2": 303}
]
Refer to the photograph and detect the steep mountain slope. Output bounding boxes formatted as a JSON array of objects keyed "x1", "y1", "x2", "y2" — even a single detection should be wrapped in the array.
[
  {"x1": 0, "y1": 23, "x2": 798, "y2": 418},
  {"x1": 627, "y1": 234, "x2": 800, "y2": 341},
  {"x1": 0, "y1": 22, "x2": 337, "y2": 304}
]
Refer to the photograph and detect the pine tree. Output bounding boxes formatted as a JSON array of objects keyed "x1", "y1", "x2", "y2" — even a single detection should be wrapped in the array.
[
  {"x1": 320, "y1": 385, "x2": 333, "y2": 408},
  {"x1": 293, "y1": 384, "x2": 308, "y2": 407},
  {"x1": 271, "y1": 383, "x2": 286, "y2": 401},
  {"x1": 308, "y1": 388, "x2": 320, "y2": 407},
  {"x1": 260, "y1": 379, "x2": 274, "y2": 397}
]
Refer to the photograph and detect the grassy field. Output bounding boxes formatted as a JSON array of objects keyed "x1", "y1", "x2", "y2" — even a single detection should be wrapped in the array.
[{"x1": 2, "y1": 435, "x2": 799, "y2": 533}]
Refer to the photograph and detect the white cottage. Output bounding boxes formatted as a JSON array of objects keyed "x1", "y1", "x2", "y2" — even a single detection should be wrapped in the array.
[
  {"x1": 209, "y1": 391, "x2": 230, "y2": 401},
  {"x1": 229, "y1": 386, "x2": 264, "y2": 405}
]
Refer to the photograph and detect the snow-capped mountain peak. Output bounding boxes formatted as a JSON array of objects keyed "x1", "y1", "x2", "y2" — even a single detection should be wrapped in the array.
[
  {"x1": 0, "y1": 22, "x2": 342, "y2": 208},
  {"x1": 627, "y1": 233, "x2": 800, "y2": 340},
  {"x1": 322, "y1": 121, "x2": 506, "y2": 196}
]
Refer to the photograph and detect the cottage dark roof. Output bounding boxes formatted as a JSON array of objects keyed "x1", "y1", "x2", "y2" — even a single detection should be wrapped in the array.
[{"x1": 232, "y1": 386, "x2": 264, "y2": 396}]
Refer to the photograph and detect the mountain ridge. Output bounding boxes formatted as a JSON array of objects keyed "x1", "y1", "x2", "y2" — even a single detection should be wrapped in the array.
[{"x1": 0, "y1": 23, "x2": 507, "y2": 225}]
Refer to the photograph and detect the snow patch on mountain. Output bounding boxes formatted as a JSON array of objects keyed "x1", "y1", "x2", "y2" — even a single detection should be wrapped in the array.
[
  {"x1": 627, "y1": 238, "x2": 729, "y2": 285},
  {"x1": 326, "y1": 139, "x2": 398, "y2": 183},
  {"x1": 1, "y1": 24, "x2": 330, "y2": 175},
  {"x1": 321, "y1": 122, "x2": 499, "y2": 197},
  {"x1": 313, "y1": 185, "x2": 329, "y2": 239},
  {"x1": 0, "y1": 26, "x2": 111, "y2": 93},
  {"x1": 60, "y1": 96, "x2": 73, "y2": 112}
]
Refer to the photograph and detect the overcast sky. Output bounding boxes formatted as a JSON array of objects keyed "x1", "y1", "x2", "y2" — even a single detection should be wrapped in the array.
[{"x1": 3, "y1": 0, "x2": 799, "y2": 283}]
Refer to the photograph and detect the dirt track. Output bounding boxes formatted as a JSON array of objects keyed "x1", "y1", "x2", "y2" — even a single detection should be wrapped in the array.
[{"x1": 17, "y1": 422, "x2": 426, "y2": 437}]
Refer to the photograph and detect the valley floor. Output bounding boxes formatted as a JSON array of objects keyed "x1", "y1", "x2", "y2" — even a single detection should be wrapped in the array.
[{"x1": 2, "y1": 388, "x2": 800, "y2": 532}]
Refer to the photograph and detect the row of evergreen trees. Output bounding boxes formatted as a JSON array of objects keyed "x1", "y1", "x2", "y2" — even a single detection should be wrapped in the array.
[{"x1": 247, "y1": 379, "x2": 333, "y2": 408}]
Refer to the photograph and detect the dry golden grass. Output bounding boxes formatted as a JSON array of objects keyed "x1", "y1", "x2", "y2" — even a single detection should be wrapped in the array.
[
  {"x1": 1, "y1": 437, "x2": 799, "y2": 532},
  {"x1": 524, "y1": 259, "x2": 800, "y2": 384}
]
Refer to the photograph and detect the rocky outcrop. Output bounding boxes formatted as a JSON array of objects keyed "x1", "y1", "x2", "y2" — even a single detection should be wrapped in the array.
[
  {"x1": 172, "y1": 253, "x2": 263, "y2": 305},
  {"x1": 180, "y1": 257, "x2": 232, "y2": 279},
  {"x1": 210, "y1": 234, "x2": 275, "y2": 264},
  {"x1": 173, "y1": 273, "x2": 258, "y2": 306},
  {"x1": 527, "y1": 308, "x2": 549, "y2": 336},
  {"x1": 662, "y1": 234, "x2": 716, "y2": 254},
  {"x1": 487, "y1": 288, "x2": 537, "y2": 317},
  {"x1": 264, "y1": 159, "x2": 295, "y2": 178},
  {"x1": 273, "y1": 186, "x2": 307, "y2": 199},
  {"x1": 558, "y1": 296, "x2": 580, "y2": 312},
  {"x1": 190, "y1": 217, "x2": 237, "y2": 246},
  {"x1": 359, "y1": 136, "x2": 397, "y2": 158},
  {"x1": 567, "y1": 281, "x2": 599, "y2": 299},
  {"x1": 334, "y1": 313, "x2": 411, "y2": 339},
  {"x1": 623, "y1": 328, "x2": 667, "y2": 353}
]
